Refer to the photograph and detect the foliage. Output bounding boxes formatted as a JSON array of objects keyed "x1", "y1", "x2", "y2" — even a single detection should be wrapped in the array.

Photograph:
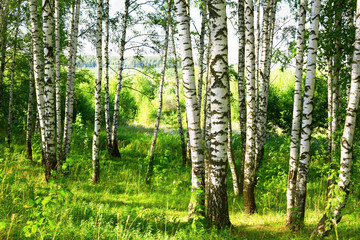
[{"x1": 1, "y1": 125, "x2": 360, "y2": 239}]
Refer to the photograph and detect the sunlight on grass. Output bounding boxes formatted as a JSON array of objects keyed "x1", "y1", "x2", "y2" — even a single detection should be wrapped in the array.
[{"x1": 0, "y1": 126, "x2": 359, "y2": 239}]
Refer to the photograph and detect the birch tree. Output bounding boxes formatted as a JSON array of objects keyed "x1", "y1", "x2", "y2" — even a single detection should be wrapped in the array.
[
  {"x1": 255, "y1": 0, "x2": 277, "y2": 172},
  {"x1": 207, "y1": 0, "x2": 231, "y2": 226},
  {"x1": 146, "y1": 1, "x2": 171, "y2": 184},
  {"x1": 29, "y1": 0, "x2": 46, "y2": 165},
  {"x1": 104, "y1": 0, "x2": 111, "y2": 154},
  {"x1": 174, "y1": 0, "x2": 205, "y2": 218},
  {"x1": 227, "y1": 98, "x2": 240, "y2": 196},
  {"x1": 92, "y1": 0, "x2": 103, "y2": 183},
  {"x1": 294, "y1": 0, "x2": 321, "y2": 228},
  {"x1": 55, "y1": 0, "x2": 61, "y2": 163},
  {"x1": 243, "y1": 0, "x2": 257, "y2": 214},
  {"x1": 62, "y1": 0, "x2": 81, "y2": 162},
  {"x1": 286, "y1": 0, "x2": 307, "y2": 229},
  {"x1": 110, "y1": 0, "x2": 131, "y2": 157},
  {"x1": 7, "y1": 0, "x2": 21, "y2": 148},
  {"x1": 43, "y1": 0, "x2": 57, "y2": 179},
  {"x1": 171, "y1": 24, "x2": 187, "y2": 165},
  {"x1": 26, "y1": 47, "x2": 35, "y2": 160},
  {"x1": 312, "y1": 1, "x2": 360, "y2": 236},
  {"x1": 237, "y1": 0, "x2": 246, "y2": 194},
  {"x1": 196, "y1": 0, "x2": 207, "y2": 113}
]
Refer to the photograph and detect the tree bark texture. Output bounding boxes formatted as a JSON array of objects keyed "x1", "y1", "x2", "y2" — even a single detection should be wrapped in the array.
[
  {"x1": 55, "y1": 0, "x2": 62, "y2": 164},
  {"x1": 29, "y1": 0, "x2": 46, "y2": 160},
  {"x1": 294, "y1": 0, "x2": 321, "y2": 228},
  {"x1": 43, "y1": 0, "x2": 57, "y2": 180},
  {"x1": 237, "y1": 0, "x2": 246, "y2": 195},
  {"x1": 243, "y1": 0, "x2": 257, "y2": 214},
  {"x1": 104, "y1": 0, "x2": 112, "y2": 154},
  {"x1": 92, "y1": 0, "x2": 103, "y2": 183},
  {"x1": 174, "y1": 0, "x2": 205, "y2": 218},
  {"x1": 62, "y1": 0, "x2": 81, "y2": 162},
  {"x1": 196, "y1": 0, "x2": 207, "y2": 114},
  {"x1": 255, "y1": 0, "x2": 274, "y2": 172},
  {"x1": 227, "y1": 97, "x2": 240, "y2": 196},
  {"x1": 207, "y1": 0, "x2": 231, "y2": 227},
  {"x1": 286, "y1": 0, "x2": 307, "y2": 229}
]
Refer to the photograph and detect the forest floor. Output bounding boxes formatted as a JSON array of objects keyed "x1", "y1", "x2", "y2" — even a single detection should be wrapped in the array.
[{"x1": 0, "y1": 125, "x2": 359, "y2": 239}]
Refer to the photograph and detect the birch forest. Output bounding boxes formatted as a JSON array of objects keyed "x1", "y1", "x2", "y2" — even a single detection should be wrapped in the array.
[{"x1": 1, "y1": 0, "x2": 360, "y2": 238}]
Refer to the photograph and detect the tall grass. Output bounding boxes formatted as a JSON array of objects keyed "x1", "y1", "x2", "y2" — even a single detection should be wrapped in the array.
[{"x1": 1, "y1": 124, "x2": 359, "y2": 239}]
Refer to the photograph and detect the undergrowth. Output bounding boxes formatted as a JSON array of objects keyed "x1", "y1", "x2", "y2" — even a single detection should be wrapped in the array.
[{"x1": 0, "y1": 126, "x2": 359, "y2": 239}]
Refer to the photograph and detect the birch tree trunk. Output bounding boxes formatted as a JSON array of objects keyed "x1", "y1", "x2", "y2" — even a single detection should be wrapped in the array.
[
  {"x1": 207, "y1": 0, "x2": 230, "y2": 226},
  {"x1": 26, "y1": 49, "x2": 35, "y2": 160},
  {"x1": 255, "y1": 0, "x2": 272, "y2": 172},
  {"x1": 294, "y1": 0, "x2": 321, "y2": 228},
  {"x1": 286, "y1": 0, "x2": 307, "y2": 229},
  {"x1": 110, "y1": 0, "x2": 130, "y2": 157},
  {"x1": 55, "y1": 0, "x2": 61, "y2": 163},
  {"x1": 196, "y1": 0, "x2": 207, "y2": 113},
  {"x1": 329, "y1": 0, "x2": 343, "y2": 187},
  {"x1": 7, "y1": 1, "x2": 21, "y2": 148},
  {"x1": 227, "y1": 97, "x2": 240, "y2": 196},
  {"x1": 255, "y1": 0, "x2": 261, "y2": 85},
  {"x1": 237, "y1": 0, "x2": 246, "y2": 195},
  {"x1": 174, "y1": 0, "x2": 205, "y2": 218},
  {"x1": 43, "y1": 0, "x2": 57, "y2": 180},
  {"x1": 312, "y1": 1, "x2": 360, "y2": 236},
  {"x1": 62, "y1": 1, "x2": 75, "y2": 160},
  {"x1": 243, "y1": 0, "x2": 257, "y2": 214},
  {"x1": 146, "y1": 2, "x2": 170, "y2": 185},
  {"x1": 104, "y1": 0, "x2": 112, "y2": 154},
  {"x1": 92, "y1": 0, "x2": 102, "y2": 183},
  {"x1": 171, "y1": 24, "x2": 187, "y2": 165},
  {"x1": 62, "y1": 0, "x2": 81, "y2": 161}
]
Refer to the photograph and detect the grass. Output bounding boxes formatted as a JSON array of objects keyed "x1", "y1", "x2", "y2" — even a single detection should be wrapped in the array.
[{"x1": 0, "y1": 125, "x2": 359, "y2": 239}]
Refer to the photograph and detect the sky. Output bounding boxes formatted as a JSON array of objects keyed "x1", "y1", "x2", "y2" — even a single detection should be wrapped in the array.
[{"x1": 79, "y1": 0, "x2": 293, "y2": 65}]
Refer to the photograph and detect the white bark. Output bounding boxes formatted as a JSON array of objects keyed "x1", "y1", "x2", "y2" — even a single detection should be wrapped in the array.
[
  {"x1": 243, "y1": 0, "x2": 257, "y2": 214},
  {"x1": 294, "y1": 0, "x2": 321, "y2": 227},
  {"x1": 238, "y1": 0, "x2": 246, "y2": 194},
  {"x1": 196, "y1": 0, "x2": 207, "y2": 114},
  {"x1": 286, "y1": 0, "x2": 307, "y2": 229},
  {"x1": 55, "y1": 0, "x2": 61, "y2": 163},
  {"x1": 174, "y1": 0, "x2": 204, "y2": 218},
  {"x1": 104, "y1": 0, "x2": 112, "y2": 154},
  {"x1": 255, "y1": 0, "x2": 273, "y2": 171},
  {"x1": 63, "y1": 0, "x2": 81, "y2": 161},
  {"x1": 43, "y1": 0, "x2": 57, "y2": 179},
  {"x1": 92, "y1": 0, "x2": 102, "y2": 183},
  {"x1": 207, "y1": 0, "x2": 231, "y2": 226}
]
